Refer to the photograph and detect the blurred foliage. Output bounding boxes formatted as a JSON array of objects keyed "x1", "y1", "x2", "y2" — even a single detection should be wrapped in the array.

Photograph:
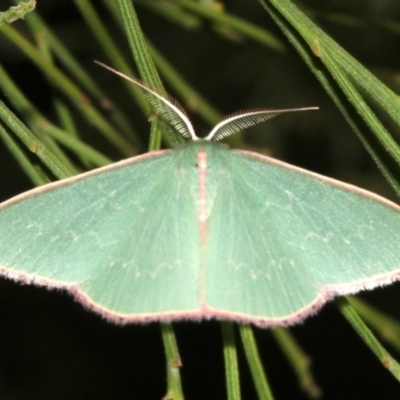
[{"x1": 0, "y1": 0, "x2": 400, "y2": 399}]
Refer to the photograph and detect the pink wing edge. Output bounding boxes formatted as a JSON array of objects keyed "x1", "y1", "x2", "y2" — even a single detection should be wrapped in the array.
[{"x1": 1, "y1": 265, "x2": 400, "y2": 328}]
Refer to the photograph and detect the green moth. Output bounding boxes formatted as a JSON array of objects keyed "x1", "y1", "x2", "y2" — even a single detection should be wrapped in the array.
[{"x1": 0, "y1": 62, "x2": 399, "y2": 327}]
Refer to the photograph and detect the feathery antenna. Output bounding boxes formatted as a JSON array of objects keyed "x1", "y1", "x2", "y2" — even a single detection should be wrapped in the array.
[
  {"x1": 205, "y1": 107, "x2": 319, "y2": 141},
  {"x1": 95, "y1": 61, "x2": 318, "y2": 142},
  {"x1": 94, "y1": 61, "x2": 198, "y2": 140}
]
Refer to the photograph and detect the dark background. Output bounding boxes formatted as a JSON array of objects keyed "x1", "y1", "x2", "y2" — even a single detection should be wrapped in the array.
[{"x1": 1, "y1": 0, "x2": 400, "y2": 399}]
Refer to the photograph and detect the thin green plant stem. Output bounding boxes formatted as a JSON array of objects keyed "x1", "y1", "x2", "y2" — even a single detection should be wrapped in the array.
[
  {"x1": 17, "y1": 5, "x2": 136, "y2": 140},
  {"x1": 117, "y1": 0, "x2": 162, "y2": 149},
  {"x1": 117, "y1": 0, "x2": 180, "y2": 149},
  {"x1": 36, "y1": 0, "x2": 139, "y2": 165},
  {"x1": 319, "y1": 52, "x2": 400, "y2": 195},
  {"x1": 261, "y1": 0, "x2": 400, "y2": 166},
  {"x1": 15, "y1": 0, "x2": 135, "y2": 140},
  {"x1": 261, "y1": 1, "x2": 400, "y2": 197},
  {"x1": 239, "y1": 324, "x2": 274, "y2": 400},
  {"x1": 0, "y1": 123, "x2": 45, "y2": 186},
  {"x1": 167, "y1": 0, "x2": 285, "y2": 51},
  {"x1": 26, "y1": 8, "x2": 101, "y2": 95},
  {"x1": 271, "y1": 328, "x2": 321, "y2": 399},
  {"x1": 160, "y1": 324, "x2": 184, "y2": 400},
  {"x1": 24, "y1": 10, "x2": 105, "y2": 98},
  {"x1": 0, "y1": 100, "x2": 72, "y2": 179},
  {"x1": 0, "y1": 0, "x2": 35, "y2": 25},
  {"x1": 337, "y1": 296, "x2": 400, "y2": 381},
  {"x1": 348, "y1": 296, "x2": 400, "y2": 353},
  {"x1": 139, "y1": 0, "x2": 201, "y2": 29},
  {"x1": 118, "y1": 0, "x2": 161, "y2": 88},
  {"x1": 221, "y1": 322, "x2": 241, "y2": 400},
  {"x1": 39, "y1": 123, "x2": 112, "y2": 167},
  {"x1": 0, "y1": 60, "x2": 52, "y2": 125},
  {"x1": 322, "y1": 48, "x2": 400, "y2": 165},
  {"x1": 0, "y1": 63, "x2": 108, "y2": 170},
  {"x1": 54, "y1": 101, "x2": 78, "y2": 141},
  {"x1": 21, "y1": 9, "x2": 85, "y2": 172},
  {"x1": 0, "y1": 69, "x2": 78, "y2": 174},
  {"x1": 34, "y1": 126, "x2": 79, "y2": 175},
  {"x1": 321, "y1": 34, "x2": 400, "y2": 131},
  {"x1": 74, "y1": 0, "x2": 150, "y2": 118},
  {"x1": 0, "y1": 24, "x2": 134, "y2": 156},
  {"x1": 53, "y1": 100, "x2": 93, "y2": 169}
]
